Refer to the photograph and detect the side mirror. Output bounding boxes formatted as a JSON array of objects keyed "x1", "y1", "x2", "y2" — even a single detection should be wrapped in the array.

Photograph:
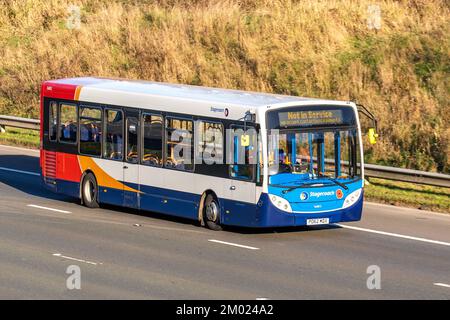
[
  {"x1": 368, "y1": 128, "x2": 378, "y2": 144},
  {"x1": 244, "y1": 111, "x2": 256, "y2": 122},
  {"x1": 356, "y1": 104, "x2": 379, "y2": 145}
]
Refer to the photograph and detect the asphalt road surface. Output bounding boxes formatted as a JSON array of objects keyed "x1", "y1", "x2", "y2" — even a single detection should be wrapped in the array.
[{"x1": 0, "y1": 144, "x2": 449, "y2": 299}]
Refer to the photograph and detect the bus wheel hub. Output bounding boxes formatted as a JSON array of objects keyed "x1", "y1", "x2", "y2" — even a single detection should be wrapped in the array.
[{"x1": 206, "y1": 202, "x2": 218, "y2": 221}]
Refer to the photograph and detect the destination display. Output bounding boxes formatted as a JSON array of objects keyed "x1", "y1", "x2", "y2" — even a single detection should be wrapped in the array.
[{"x1": 267, "y1": 106, "x2": 355, "y2": 129}]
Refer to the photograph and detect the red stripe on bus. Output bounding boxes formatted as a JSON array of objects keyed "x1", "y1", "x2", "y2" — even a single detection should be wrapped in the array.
[{"x1": 41, "y1": 81, "x2": 78, "y2": 100}]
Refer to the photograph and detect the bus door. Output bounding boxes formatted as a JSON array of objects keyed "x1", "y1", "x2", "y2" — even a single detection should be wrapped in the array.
[
  {"x1": 123, "y1": 109, "x2": 140, "y2": 208},
  {"x1": 224, "y1": 125, "x2": 257, "y2": 226}
]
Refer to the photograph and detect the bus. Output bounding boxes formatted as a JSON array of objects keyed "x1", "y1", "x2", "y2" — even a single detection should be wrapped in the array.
[{"x1": 40, "y1": 77, "x2": 377, "y2": 230}]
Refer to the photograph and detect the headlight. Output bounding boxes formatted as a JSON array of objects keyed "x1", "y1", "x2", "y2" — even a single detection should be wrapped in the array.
[
  {"x1": 342, "y1": 189, "x2": 362, "y2": 209},
  {"x1": 268, "y1": 194, "x2": 292, "y2": 213}
]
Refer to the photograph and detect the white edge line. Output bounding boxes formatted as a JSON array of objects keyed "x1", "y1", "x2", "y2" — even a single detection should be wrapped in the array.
[
  {"x1": 0, "y1": 166, "x2": 40, "y2": 176},
  {"x1": 52, "y1": 253, "x2": 101, "y2": 266},
  {"x1": 0, "y1": 144, "x2": 40, "y2": 153},
  {"x1": 28, "y1": 204, "x2": 71, "y2": 214},
  {"x1": 433, "y1": 283, "x2": 450, "y2": 288},
  {"x1": 208, "y1": 239, "x2": 259, "y2": 250},
  {"x1": 335, "y1": 223, "x2": 450, "y2": 247}
]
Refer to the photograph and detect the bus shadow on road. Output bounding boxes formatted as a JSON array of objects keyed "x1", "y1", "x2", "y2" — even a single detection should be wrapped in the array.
[
  {"x1": 223, "y1": 224, "x2": 342, "y2": 235},
  {"x1": 98, "y1": 202, "x2": 342, "y2": 235},
  {"x1": 0, "y1": 154, "x2": 77, "y2": 203},
  {"x1": 99, "y1": 203, "x2": 204, "y2": 229}
]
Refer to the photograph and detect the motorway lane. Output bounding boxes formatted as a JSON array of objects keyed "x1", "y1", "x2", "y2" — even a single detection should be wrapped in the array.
[{"x1": 0, "y1": 145, "x2": 449, "y2": 299}]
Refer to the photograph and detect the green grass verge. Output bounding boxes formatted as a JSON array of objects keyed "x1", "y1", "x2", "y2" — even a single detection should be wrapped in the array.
[
  {"x1": 0, "y1": 127, "x2": 40, "y2": 149},
  {"x1": 364, "y1": 177, "x2": 450, "y2": 213}
]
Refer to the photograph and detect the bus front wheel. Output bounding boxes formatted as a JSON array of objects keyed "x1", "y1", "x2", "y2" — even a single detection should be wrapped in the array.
[
  {"x1": 203, "y1": 194, "x2": 222, "y2": 231},
  {"x1": 82, "y1": 173, "x2": 99, "y2": 208}
]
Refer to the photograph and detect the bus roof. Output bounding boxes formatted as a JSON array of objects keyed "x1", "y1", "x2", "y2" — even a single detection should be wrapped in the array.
[
  {"x1": 42, "y1": 77, "x2": 354, "y2": 121},
  {"x1": 43, "y1": 77, "x2": 346, "y2": 109}
]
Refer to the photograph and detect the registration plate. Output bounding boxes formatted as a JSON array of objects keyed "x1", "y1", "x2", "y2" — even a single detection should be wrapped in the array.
[{"x1": 306, "y1": 218, "x2": 330, "y2": 226}]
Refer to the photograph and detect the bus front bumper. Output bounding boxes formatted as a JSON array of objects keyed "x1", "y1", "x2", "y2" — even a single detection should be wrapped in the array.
[{"x1": 254, "y1": 191, "x2": 364, "y2": 228}]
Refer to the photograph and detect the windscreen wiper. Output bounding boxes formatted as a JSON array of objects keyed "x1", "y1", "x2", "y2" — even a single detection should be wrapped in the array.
[
  {"x1": 270, "y1": 176, "x2": 348, "y2": 194},
  {"x1": 318, "y1": 174, "x2": 349, "y2": 190},
  {"x1": 269, "y1": 183, "x2": 306, "y2": 189},
  {"x1": 273, "y1": 183, "x2": 321, "y2": 194},
  {"x1": 269, "y1": 182, "x2": 311, "y2": 193}
]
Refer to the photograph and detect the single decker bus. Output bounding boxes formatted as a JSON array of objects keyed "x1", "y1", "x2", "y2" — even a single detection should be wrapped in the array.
[{"x1": 40, "y1": 77, "x2": 377, "y2": 230}]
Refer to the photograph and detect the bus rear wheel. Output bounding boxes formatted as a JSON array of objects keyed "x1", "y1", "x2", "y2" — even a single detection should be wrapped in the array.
[
  {"x1": 82, "y1": 173, "x2": 99, "y2": 208},
  {"x1": 203, "y1": 194, "x2": 222, "y2": 231}
]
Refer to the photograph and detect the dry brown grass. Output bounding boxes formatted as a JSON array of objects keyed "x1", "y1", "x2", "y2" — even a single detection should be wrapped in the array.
[{"x1": 0, "y1": 0, "x2": 449, "y2": 172}]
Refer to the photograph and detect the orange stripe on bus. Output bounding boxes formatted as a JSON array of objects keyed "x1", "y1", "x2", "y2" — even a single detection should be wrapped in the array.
[
  {"x1": 78, "y1": 156, "x2": 140, "y2": 193},
  {"x1": 74, "y1": 86, "x2": 82, "y2": 101}
]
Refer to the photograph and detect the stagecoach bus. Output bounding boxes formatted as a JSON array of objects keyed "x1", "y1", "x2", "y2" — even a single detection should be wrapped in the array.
[{"x1": 40, "y1": 77, "x2": 377, "y2": 230}]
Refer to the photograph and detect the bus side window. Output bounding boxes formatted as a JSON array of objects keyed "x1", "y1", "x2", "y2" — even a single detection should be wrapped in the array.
[
  {"x1": 142, "y1": 114, "x2": 163, "y2": 166},
  {"x1": 229, "y1": 125, "x2": 256, "y2": 181},
  {"x1": 196, "y1": 120, "x2": 223, "y2": 164},
  {"x1": 49, "y1": 101, "x2": 57, "y2": 141},
  {"x1": 79, "y1": 106, "x2": 102, "y2": 156},
  {"x1": 104, "y1": 109, "x2": 123, "y2": 160},
  {"x1": 59, "y1": 103, "x2": 77, "y2": 143},
  {"x1": 126, "y1": 116, "x2": 139, "y2": 164},
  {"x1": 165, "y1": 117, "x2": 194, "y2": 171}
]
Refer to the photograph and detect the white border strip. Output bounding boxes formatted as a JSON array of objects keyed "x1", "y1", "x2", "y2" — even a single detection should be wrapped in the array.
[
  {"x1": 335, "y1": 224, "x2": 450, "y2": 247},
  {"x1": 0, "y1": 166, "x2": 40, "y2": 176},
  {"x1": 27, "y1": 204, "x2": 71, "y2": 214},
  {"x1": 53, "y1": 253, "x2": 101, "y2": 266},
  {"x1": 0, "y1": 145, "x2": 40, "y2": 153},
  {"x1": 208, "y1": 239, "x2": 259, "y2": 250},
  {"x1": 433, "y1": 283, "x2": 450, "y2": 288}
]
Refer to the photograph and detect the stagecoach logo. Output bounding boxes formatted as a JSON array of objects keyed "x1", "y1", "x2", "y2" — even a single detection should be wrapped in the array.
[
  {"x1": 210, "y1": 106, "x2": 229, "y2": 117},
  {"x1": 300, "y1": 192, "x2": 309, "y2": 201},
  {"x1": 309, "y1": 191, "x2": 335, "y2": 198},
  {"x1": 336, "y1": 189, "x2": 344, "y2": 199}
]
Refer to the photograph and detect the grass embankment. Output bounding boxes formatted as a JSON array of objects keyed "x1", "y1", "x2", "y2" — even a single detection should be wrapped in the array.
[
  {"x1": 364, "y1": 178, "x2": 450, "y2": 213},
  {"x1": 0, "y1": 0, "x2": 448, "y2": 173},
  {"x1": 0, "y1": 128, "x2": 39, "y2": 149}
]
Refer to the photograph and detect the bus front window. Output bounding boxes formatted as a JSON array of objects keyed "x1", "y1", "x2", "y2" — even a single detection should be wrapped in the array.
[{"x1": 268, "y1": 129, "x2": 360, "y2": 184}]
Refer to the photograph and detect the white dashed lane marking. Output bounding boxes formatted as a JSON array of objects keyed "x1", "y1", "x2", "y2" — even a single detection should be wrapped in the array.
[
  {"x1": 27, "y1": 204, "x2": 71, "y2": 214},
  {"x1": 208, "y1": 239, "x2": 259, "y2": 250},
  {"x1": 52, "y1": 253, "x2": 102, "y2": 266}
]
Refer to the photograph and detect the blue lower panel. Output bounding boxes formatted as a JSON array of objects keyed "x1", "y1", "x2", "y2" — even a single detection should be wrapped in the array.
[
  {"x1": 221, "y1": 199, "x2": 258, "y2": 227},
  {"x1": 98, "y1": 186, "x2": 124, "y2": 207},
  {"x1": 139, "y1": 184, "x2": 200, "y2": 220},
  {"x1": 43, "y1": 178, "x2": 199, "y2": 219},
  {"x1": 124, "y1": 190, "x2": 138, "y2": 208},
  {"x1": 46, "y1": 179, "x2": 79, "y2": 199},
  {"x1": 43, "y1": 178, "x2": 364, "y2": 228}
]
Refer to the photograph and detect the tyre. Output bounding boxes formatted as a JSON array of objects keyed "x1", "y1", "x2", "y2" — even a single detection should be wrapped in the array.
[
  {"x1": 81, "y1": 173, "x2": 99, "y2": 208},
  {"x1": 203, "y1": 194, "x2": 222, "y2": 231}
]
